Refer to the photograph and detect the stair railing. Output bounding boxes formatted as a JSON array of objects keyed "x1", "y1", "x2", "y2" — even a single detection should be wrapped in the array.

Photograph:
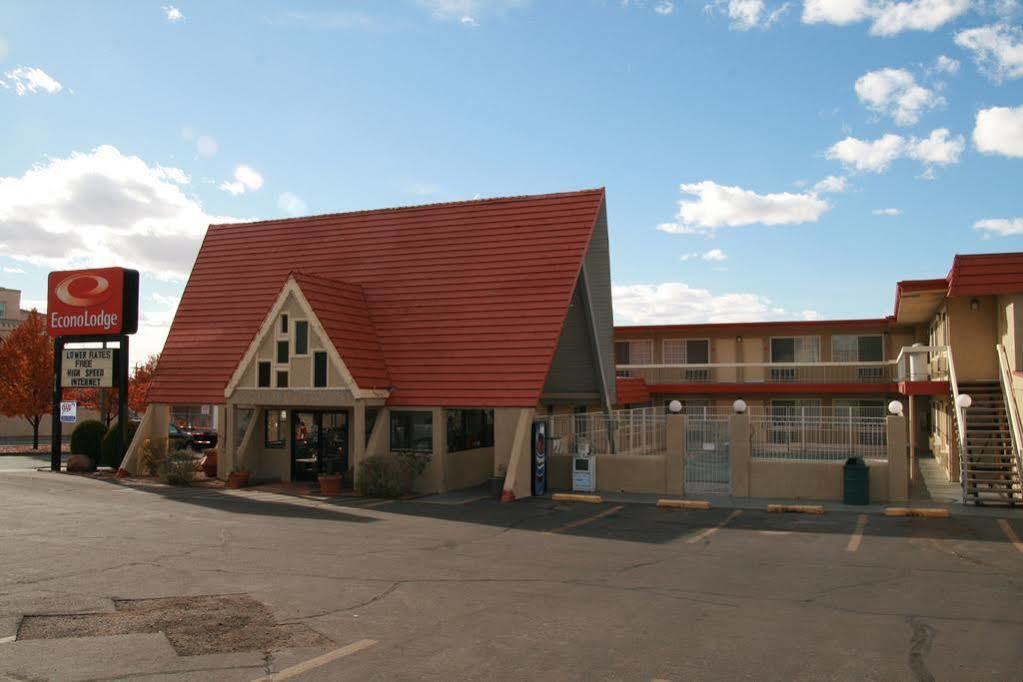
[
  {"x1": 945, "y1": 346, "x2": 968, "y2": 491},
  {"x1": 996, "y1": 344, "x2": 1023, "y2": 499}
]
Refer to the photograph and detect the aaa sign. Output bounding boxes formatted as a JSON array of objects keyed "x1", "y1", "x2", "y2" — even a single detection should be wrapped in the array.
[{"x1": 62, "y1": 349, "x2": 114, "y2": 388}]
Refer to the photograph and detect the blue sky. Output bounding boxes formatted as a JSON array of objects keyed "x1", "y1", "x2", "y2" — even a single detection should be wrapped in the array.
[{"x1": 1, "y1": 0, "x2": 1022, "y2": 362}]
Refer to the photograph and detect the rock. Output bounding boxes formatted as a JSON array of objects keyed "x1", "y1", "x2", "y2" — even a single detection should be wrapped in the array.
[{"x1": 66, "y1": 454, "x2": 95, "y2": 473}]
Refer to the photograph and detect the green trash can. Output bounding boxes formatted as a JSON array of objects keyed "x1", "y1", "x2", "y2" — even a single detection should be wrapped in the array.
[{"x1": 843, "y1": 456, "x2": 870, "y2": 505}]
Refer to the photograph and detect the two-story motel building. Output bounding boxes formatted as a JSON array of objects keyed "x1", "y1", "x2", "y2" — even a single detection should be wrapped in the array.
[{"x1": 124, "y1": 189, "x2": 1023, "y2": 505}]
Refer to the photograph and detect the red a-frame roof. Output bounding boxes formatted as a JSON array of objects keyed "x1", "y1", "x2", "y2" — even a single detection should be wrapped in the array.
[{"x1": 149, "y1": 189, "x2": 607, "y2": 407}]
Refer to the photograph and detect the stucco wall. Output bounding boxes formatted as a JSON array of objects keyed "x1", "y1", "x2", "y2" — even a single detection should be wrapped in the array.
[
  {"x1": 444, "y1": 447, "x2": 495, "y2": 491},
  {"x1": 548, "y1": 453, "x2": 667, "y2": 494},
  {"x1": 947, "y1": 295, "x2": 998, "y2": 381},
  {"x1": 748, "y1": 459, "x2": 890, "y2": 502}
]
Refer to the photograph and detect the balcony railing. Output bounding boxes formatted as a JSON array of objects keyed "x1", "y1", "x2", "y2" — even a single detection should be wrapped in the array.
[{"x1": 617, "y1": 346, "x2": 951, "y2": 386}]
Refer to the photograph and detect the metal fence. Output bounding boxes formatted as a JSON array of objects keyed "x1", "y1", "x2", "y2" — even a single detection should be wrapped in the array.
[
  {"x1": 684, "y1": 416, "x2": 731, "y2": 493},
  {"x1": 536, "y1": 407, "x2": 667, "y2": 456},
  {"x1": 750, "y1": 407, "x2": 887, "y2": 461}
]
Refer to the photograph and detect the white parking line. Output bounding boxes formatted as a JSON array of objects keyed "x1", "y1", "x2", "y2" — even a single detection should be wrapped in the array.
[
  {"x1": 847, "y1": 514, "x2": 868, "y2": 553},
  {"x1": 0, "y1": 635, "x2": 15, "y2": 644},
  {"x1": 254, "y1": 638, "x2": 378, "y2": 681},
  {"x1": 685, "y1": 509, "x2": 742, "y2": 544}
]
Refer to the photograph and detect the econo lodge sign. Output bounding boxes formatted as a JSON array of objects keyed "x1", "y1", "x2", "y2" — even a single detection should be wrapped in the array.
[{"x1": 46, "y1": 267, "x2": 140, "y2": 337}]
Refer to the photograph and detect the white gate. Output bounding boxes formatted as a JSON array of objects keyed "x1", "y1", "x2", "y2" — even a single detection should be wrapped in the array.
[{"x1": 684, "y1": 416, "x2": 731, "y2": 494}]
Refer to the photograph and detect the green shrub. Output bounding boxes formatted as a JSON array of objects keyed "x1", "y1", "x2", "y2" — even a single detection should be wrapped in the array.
[
  {"x1": 100, "y1": 420, "x2": 139, "y2": 468},
  {"x1": 157, "y1": 449, "x2": 196, "y2": 486},
  {"x1": 70, "y1": 420, "x2": 107, "y2": 461},
  {"x1": 140, "y1": 438, "x2": 168, "y2": 476},
  {"x1": 355, "y1": 452, "x2": 430, "y2": 498}
]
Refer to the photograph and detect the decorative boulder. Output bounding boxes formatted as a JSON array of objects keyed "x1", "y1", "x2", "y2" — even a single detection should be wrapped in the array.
[{"x1": 66, "y1": 454, "x2": 95, "y2": 473}]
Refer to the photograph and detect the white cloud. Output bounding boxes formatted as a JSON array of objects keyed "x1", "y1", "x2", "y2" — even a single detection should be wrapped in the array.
[
  {"x1": 2, "y1": 266, "x2": 26, "y2": 274},
  {"x1": 974, "y1": 217, "x2": 1023, "y2": 236},
  {"x1": 826, "y1": 133, "x2": 906, "y2": 172},
  {"x1": 854, "y1": 67, "x2": 942, "y2": 125},
  {"x1": 613, "y1": 282, "x2": 820, "y2": 325},
  {"x1": 133, "y1": 293, "x2": 181, "y2": 366},
  {"x1": 826, "y1": 128, "x2": 964, "y2": 173},
  {"x1": 710, "y1": 0, "x2": 791, "y2": 29},
  {"x1": 162, "y1": 5, "x2": 184, "y2": 22},
  {"x1": 415, "y1": 0, "x2": 525, "y2": 25},
  {"x1": 956, "y1": 24, "x2": 1023, "y2": 82},
  {"x1": 933, "y1": 54, "x2": 961, "y2": 74},
  {"x1": 654, "y1": 0, "x2": 676, "y2": 13},
  {"x1": 219, "y1": 164, "x2": 264, "y2": 195},
  {"x1": 1, "y1": 66, "x2": 63, "y2": 96},
  {"x1": 196, "y1": 135, "x2": 218, "y2": 158},
  {"x1": 974, "y1": 104, "x2": 1023, "y2": 157},
  {"x1": 0, "y1": 145, "x2": 236, "y2": 281},
  {"x1": 813, "y1": 175, "x2": 848, "y2": 193},
  {"x1": 278, "y1": 191, "x2": 308, "y2": 216},
  {"x1": 657, "y1": 181, "x2": 830, "y2": 233},
  {"x1": 681, "y1": 248, "x2": 729, "y2": 261},
  {"x1": 802, "y1": 0, "x2": 971, "y2": 36},
  {"x1": 873, "y1": 207, "x2": 902, "y2": 215}
]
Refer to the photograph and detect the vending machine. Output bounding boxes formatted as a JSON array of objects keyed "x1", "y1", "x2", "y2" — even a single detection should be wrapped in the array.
[{"x1": 531, "y1": 420, "x2": 547, "y2": 496}]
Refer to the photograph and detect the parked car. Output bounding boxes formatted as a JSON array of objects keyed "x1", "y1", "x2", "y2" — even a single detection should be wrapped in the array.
[{"x1": 168, "y1": 424, "x2": 218, "y2": 452}]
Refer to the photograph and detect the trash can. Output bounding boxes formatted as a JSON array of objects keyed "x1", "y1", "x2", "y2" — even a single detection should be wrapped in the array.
[{"x1": 843, "y1": 456, "x2": 870, "y2": 505}]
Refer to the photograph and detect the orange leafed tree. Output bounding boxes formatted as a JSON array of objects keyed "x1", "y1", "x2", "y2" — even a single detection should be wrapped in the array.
[
  {"x1": 74, "y1": 387, "x2": 119, "y2": 427},
  {"x1": 128, "y1": 353, "x2": 160, "y2": 415},
  {"x1": 0, "y1": 312, "x2": 53, "y2": 449}
]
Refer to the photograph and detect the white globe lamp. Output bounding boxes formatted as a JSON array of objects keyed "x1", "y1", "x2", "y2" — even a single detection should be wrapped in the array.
[
  {"x1": 668, "y1": 400, "x2": 683, "y2": 414},
  {"x1": 733, "y1": 399, "x2": 748, "y2": 414},
  {"x1": 957, "y1": 394, "x2": 972, "y2": 409},
  {"x1": 887, "y1": 400, "x2": 904, "y2": 416}
]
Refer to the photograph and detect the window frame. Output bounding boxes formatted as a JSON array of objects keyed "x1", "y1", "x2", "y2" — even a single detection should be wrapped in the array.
[
  {"x1": 276, "y1": 369, "x2": 289, "y2": 388},
  {"x1": 264, "y1": 409, "x2": 287, "y2": 449},
  {"x1": 276, "y1": 339, "x2": 289, "y2": 365},
  {"x1": 256, "y1": 359, "x2": 272, "y2": 388},
  {"x1": 312, "y1": 350, "x2": 328, "y2": 388},
  {"x1": 446, "y1": 408, "x2": 495, "y2": 453},
  {"x1": 390, "y1": 410, "x2": 434, "y2": 453},
  {"x1": 294, "y1": 319, "x2": 310, "y2": 356}
]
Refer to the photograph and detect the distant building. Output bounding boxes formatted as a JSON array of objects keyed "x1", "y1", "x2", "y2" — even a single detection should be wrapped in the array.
[{"x1": 0, "y1": 287, "x2": 32, "y2": 340}]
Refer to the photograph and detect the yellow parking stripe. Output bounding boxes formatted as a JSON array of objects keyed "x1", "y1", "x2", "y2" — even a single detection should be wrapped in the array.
[
  {"x1": 997, "y1": 519, "x2": 1023, "y2": 555},
  {"x1": 548, "y1": 505, "x2": 624, "y2": 534},
  {"x1": 254, "y1": 639, "x2": 378, "y2": 680},
  {"x1": 846, "y1": 514, "x2": 868, "y2": 552},
  {"x1": 685, "y1": 509, "x2": 742, "y2": 544}
]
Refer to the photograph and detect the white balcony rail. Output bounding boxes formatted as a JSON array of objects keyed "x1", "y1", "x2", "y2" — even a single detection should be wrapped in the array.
[
  {"x1": 750, "y1": 407, "x2": 887, "y2": 461},
  {"x1": 618, "y1": 345, "x2": 951, "y2": 386},
  {"x1": 996, "y1": 344, "x2": 1023, "y2": 486},
  {"x1": 536, "y1": 407, "x2": 667, "y2": 457},
  {"x1": 946, "y1": 346, "x2": 967, "y2": 491}
]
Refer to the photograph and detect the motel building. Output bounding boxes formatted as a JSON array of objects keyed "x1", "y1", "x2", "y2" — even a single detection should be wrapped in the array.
[{"x1": 122, "y1": 191, "x2": 1023, "y2": 506}]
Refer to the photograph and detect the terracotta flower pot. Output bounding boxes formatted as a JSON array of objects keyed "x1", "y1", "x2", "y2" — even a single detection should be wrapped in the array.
[
  {"x1": 201, "y1": 451, "x2": 218, "y2": 479},
  {"x1": 227, "y1": 471, "x2": 250, "y2": 489},
  {"x1": 318, "y1": 474, "x2": 344, "y2": 496}
]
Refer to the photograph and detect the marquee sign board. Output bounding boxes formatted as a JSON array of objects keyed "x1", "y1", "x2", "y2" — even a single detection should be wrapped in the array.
[
  {"x1": 46, "y1": 267, "x2": 139, "y2": 337},
  {"x1": 61, "y1": 348, "x2": 115, "y2": 388}
]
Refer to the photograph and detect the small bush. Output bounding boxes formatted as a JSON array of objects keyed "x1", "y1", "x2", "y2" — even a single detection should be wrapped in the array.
[
  {"x1": 100, "y1": 420, "x2": 139, "y2": 468},
  {"x1": 158, "y1": 449, "x2": 196, "y2": 486},
  {"x1": 356, "y1": 451, "x2": 431, "y2": 498},
  {"x1": 140, "y1": 438, "x2": 168, "y2": 476},
  {"x1": 70, "y1": 420, "x2": 107, "y2": 461}
]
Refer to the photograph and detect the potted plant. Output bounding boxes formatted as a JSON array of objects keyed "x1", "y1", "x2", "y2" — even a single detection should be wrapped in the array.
[
  {"x1": 201, "y1": 448, "x2": 218, "y2": 479},
  {"x1": 318, "y1": 456, "x2": 344, "y2": 496},
  {"x1": 227, "y1": 464, "x2": 250, "y2": 489}
]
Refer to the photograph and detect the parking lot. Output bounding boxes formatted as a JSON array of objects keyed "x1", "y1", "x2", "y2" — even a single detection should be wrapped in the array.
[{"x1": 1, "y1": 468, "x2": 1022, "y2": 681}]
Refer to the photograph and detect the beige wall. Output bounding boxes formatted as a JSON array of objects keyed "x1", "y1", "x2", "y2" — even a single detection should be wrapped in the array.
[
  {"x1": 748, "y1": 459, "x2": 890, "y2": 502},
  {"x1": 444, "y1": 447, "x2": 495, "y2": 491},
  {"x1": 946, "y1": 295, "x2": 999, "y2": 381}
]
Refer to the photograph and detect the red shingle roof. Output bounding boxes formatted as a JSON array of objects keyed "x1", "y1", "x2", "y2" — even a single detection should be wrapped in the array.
[
  {"x1": 149, "y1": 189, "x2": 606, "y2": 407},
  {"x1": 291, "y1": 271, "x2": 390, "y2": 390},
  {"x1": 614, "y1": 377, "x2": 652, "y2": 406},
  {"x1": 947, "y1": 253, "x2": 1023, "y2": 297}
]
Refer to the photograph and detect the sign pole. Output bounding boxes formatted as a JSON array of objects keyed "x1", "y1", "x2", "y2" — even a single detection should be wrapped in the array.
[
  {"x1": 118, "y1": 335, "x2": 129, "y2": 460},
  {"x1": 51, "y1": 337, "x2": 64, "y2": 472}
]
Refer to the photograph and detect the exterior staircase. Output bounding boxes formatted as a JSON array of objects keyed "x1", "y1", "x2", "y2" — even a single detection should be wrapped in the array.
[{"x1": 958, "y1": 381, "x2": 1022, "y2": 506}]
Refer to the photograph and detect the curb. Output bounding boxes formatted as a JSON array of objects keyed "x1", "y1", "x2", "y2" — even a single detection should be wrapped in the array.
[
  {"x1": 552, "y1": 493, "x2": 603, "y2": 504},
  {"x1": 885, "y1": 507, "x2": 951, "y2": 518},
  {"x1": 767, "y1": 503, "x2": 825, "y2": 515},
  {"x1": 657, "y1": 499, "x2": 712, "y2": 510}
]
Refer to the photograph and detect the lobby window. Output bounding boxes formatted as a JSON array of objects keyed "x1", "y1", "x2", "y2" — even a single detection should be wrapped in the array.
[
  {"x1": 313, "y1": 351, "x2": 328, "y2": 387},
  {"x1": 277, "y1": 340, "x2": 289, "y2": 364},
  {"x1": 280, "y1": 314, "x2": 288, "y2": 334},
  {"x1": 295, "y1": 320, "x2": 309, "y2": 355},
  {"x1": 257, "y1": 361, "x2": 271, "y2": 388},
  {"x1": 276, "y1": 370, "x2": 288, "y2": 388},
  {"x1": 390, "y1": 411, "x2": 433, "y2": 453},
  {"x1": 265, "y1": 410, "x2": 286, "y2": 448},
  {"x1": 447, "y1": 409, "x2": 495, "y2": 452}
]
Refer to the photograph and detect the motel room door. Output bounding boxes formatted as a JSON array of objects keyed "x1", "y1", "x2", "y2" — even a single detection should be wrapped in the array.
[{"x1": 292, "y1": 411, "x2": 349, "y2": 481}]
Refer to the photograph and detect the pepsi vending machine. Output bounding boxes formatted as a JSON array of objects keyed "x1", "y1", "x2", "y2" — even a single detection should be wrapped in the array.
[{"x1": 531, "y1": 420, "x2": 547, "y2": 496}]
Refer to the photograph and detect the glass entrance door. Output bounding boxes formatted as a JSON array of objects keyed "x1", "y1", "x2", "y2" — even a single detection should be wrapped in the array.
[{"x1": 291, "y1": 411, "x2": 349, "y2": 481}]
